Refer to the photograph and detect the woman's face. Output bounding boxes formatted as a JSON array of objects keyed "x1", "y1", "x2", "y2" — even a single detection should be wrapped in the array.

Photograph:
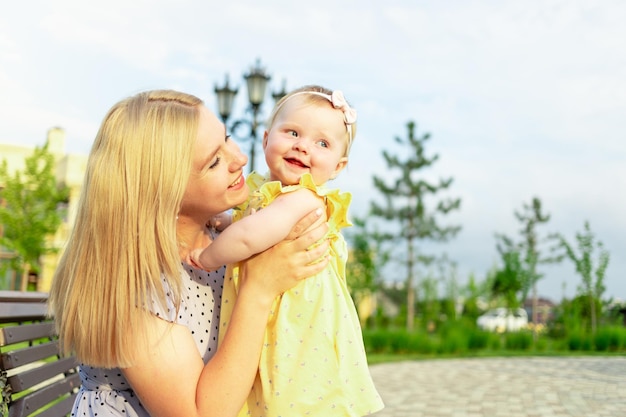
[{"x1": 180, "y1": 105, "x2": 249, "y2": 219}]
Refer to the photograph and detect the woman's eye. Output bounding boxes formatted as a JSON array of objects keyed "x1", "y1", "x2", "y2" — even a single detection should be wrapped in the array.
[{"x1": 209, "y1": 157, "x2": 221, "y2": 169}]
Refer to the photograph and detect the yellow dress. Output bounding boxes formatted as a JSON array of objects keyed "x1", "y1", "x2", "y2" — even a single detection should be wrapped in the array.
[{"x1": 219, "y1": 172, "x2": 384, "y2": 417}]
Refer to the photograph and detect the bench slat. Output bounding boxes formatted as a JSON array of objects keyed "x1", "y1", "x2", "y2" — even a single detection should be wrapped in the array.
[
  {"x1": 8, "y1": 357, "x2": 78, "y2": 393},
  {"x1": 0, "y1": 302, "x2": 48, "y2": 324},
  {"x1": 8, "y1": 373, "x2": 79, "y2": 417},
  {"x1": 0, "y1": 291, "x2": 49, "y2": 303},
  {"x1": 2, "y1": 341, "x2": 60, "y2": 369},
  {"x1": 1, "y1": 291, "x2": 78, "y2": 417},
  {"x1": 35, "y1": 394, "x2": 78, "y2": 417},
  {"x1": 0, "y1": 322, "x2": 55, "y2": 347}
]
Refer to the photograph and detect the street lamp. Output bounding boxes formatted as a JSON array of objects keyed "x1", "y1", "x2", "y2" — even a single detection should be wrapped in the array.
[
  {"x1": 214, "y1": 59, "x2": 287, "y2": 173},
  {"x1": 272, "y1": 79, "x2": 288, "y2": 104}
]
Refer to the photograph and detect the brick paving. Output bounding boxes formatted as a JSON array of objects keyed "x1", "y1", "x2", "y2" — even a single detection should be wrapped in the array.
[{"x1": 368, "y1": 357, "x2": 626, "y2": 416}]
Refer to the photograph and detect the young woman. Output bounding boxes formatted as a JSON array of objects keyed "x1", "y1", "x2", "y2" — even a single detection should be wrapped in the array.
[{"x1": 48, "y1": 89, "x2": 330, "y2": 417}]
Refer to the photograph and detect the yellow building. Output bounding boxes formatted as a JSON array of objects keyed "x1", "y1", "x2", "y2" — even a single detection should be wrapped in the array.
[{"x1": 0, "y1": 128, "x2": 87, "y2": 292}]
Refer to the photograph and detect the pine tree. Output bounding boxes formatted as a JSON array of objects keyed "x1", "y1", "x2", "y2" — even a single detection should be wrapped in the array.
[
  {"x1": 0, "y1": 142, "x2": 69, "y2": 290},
  {"x1": 369, "y1": 121, "x2": 461, "y2": 330}
]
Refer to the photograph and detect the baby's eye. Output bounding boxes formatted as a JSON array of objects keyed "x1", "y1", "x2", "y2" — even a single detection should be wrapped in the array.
[
  {"x1": 316, "y1": 139, "x2": 329, "y2": 148},
  {"x1": 288, "y1": 130, "x2": 298, "y2": 137}
]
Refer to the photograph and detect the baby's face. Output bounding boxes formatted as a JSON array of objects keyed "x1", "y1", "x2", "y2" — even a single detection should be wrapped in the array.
[{"x1": 263, "y1": 97, "x2": 348, "y2": 186}]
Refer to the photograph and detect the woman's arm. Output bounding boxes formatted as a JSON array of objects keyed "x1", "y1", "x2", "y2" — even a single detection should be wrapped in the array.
[
  {"x1": 123, "y1": 209, "x2": 330, "y2": 417},
  {"x1": 192, "y1": 188, "x2": 325, "y2": 270}
]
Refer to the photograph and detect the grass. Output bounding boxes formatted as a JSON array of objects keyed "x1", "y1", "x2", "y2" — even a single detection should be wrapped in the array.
[
  {"x1": 367, "y1": 349, "x2": 626, "y2": 365},
  {"x1": 362, "y1": 324, "x2": 626, "y2": 365}
]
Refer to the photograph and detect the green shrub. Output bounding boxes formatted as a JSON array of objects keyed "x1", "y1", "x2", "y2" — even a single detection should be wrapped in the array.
[
  {"x1": 504, "y1": 331, "x2": 533, "y2": 350},
  {"x1": 487, "y1": 333, "x2": 504, "y2": 350},
  {"x1": 546, "y1": 323, "x2": 567, "y2": 339},
  {"x1": 363, "y1": 329, "x2": 391, "y2": 353},
  {"x1": 594, "y1": 327, "x2": 623, "y2": 351},
  {"x1": 568, "y1": 330, "x2": 593, "y2": 351},
  {"x1": 567, "y1": 331, "x2": 583, "y2": 351},
  {"x1": 363, "y1": 328, "x2": 437, "y2": 354},
  {"x1": 389, "y1": 330, "x2": 435, "y2": 354},
  {"x1": 467, "y1": 329, "x2": 489, "y2": 350},
  {"x1": 388, "y1": 330, "x2": 413, "y2": 353},
  {"x1": 411, "y1": 332, "x2": 436, "y2": 354},
  {"x1": 438, "y1": 329, "x2": 468, "y2": 354},
  {"x1": 363, "y1": 322, "x2": 626, "y2": 357},
  {"x1": 533, "y1": 336, "x2": 549, "y2": 351}
]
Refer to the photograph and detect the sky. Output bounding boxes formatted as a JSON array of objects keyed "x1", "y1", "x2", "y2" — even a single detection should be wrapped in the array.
[{"x1": 1, "y1": 0, "x2": 624, "y2": 302}]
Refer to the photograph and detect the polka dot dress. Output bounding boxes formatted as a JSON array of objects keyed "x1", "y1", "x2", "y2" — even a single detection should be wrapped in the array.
[{"x1": 70, "y1": 264, "x2": 225, "y2": 417}]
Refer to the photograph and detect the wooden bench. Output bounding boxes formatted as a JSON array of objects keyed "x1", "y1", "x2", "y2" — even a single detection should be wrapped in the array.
[{"x1": 0, "y1": 291, "x2": 79, "y2": 417}]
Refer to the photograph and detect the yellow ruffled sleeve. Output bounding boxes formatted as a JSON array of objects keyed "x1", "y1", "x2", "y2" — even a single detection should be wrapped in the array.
[{"x1": 236, "y1": 172, "x2": 352, "y2": 235}]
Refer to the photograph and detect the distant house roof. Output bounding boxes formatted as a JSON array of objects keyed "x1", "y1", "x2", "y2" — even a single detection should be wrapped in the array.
[{"x1": 524, "y1": 297, "x2": 557, "y2": 308}]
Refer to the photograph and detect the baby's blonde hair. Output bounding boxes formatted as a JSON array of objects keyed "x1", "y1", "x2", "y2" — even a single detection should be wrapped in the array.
[{"x1": 266, "y1": 85, "x2": 357, "y2": 156}]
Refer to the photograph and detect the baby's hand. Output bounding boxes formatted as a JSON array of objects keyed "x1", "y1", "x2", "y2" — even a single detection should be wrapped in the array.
[
  {"x1": 187, "y1": 248, "x2": 205, "y2": 270},
  {"x1": 209, "y1": 211, "x2": 232, "y2": 232}
]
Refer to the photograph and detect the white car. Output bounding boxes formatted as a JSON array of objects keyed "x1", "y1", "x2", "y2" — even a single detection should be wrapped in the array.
[{"x1": 476, "y1": 308, "x2": 528, "y2": 332}]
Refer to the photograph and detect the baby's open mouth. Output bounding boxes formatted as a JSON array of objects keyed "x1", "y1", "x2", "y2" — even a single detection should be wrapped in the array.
[{"x1": 285, "y1": 158, "x2": 308, "y2": 168}]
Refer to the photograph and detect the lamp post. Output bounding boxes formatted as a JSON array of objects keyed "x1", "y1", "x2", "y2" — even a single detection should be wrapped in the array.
[{"x1": 214, "y1": 59, "x2": 287, "y2": 173}]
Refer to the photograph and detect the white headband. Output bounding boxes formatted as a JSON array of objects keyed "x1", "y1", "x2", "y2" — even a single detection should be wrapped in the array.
[{"x1": 281, "y1": 90, "x2": 357, "y2": 143}]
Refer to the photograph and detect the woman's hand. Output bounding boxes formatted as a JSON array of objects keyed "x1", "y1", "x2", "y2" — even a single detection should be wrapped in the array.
[{"x1": 239, "y1": 208, "x2": 330, "y2": 305}]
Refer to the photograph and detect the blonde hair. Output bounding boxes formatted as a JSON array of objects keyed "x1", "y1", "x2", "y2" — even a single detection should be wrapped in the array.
[
  {"x1": 266, "y1": 85, "x2": 357, "y2": 156},
  {"x1": 49, "y1": 90, "x2": 202, "y2": 367}
]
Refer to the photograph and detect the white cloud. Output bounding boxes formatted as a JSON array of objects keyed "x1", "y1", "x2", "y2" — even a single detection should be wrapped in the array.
[{"x1": 1, "y1": 0, "x2": 625, "y2": 299}]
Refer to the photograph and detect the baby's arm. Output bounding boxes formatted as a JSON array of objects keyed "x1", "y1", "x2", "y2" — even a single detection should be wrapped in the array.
[{"x1": 191, "y1": 188, "x2": 325, "y2": 270}]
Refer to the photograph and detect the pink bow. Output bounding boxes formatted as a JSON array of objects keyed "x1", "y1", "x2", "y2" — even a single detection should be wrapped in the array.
[{"x1": 330, "y1": 90, "x2": 357, "y2": 125}]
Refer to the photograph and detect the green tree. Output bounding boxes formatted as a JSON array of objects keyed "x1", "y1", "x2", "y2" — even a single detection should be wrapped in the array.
[
  {"x1": 418, "y1": 275, "x2": 440, "y2": 330},
  {"x1": 491, "y1": 250, "x2": 524, "y2": 310},
  {"x1": 495, "y1": 197, "x2": 560, "y2": 326},
  {"x1": 0, "y1": 142, "x2": 69, "y2": 290},
  {"x1": 440, "y1": 257, "x2": 460, "y2": 321},
  {"x1": 461, "y1": 273, "x2": 484, "y2": 321},
  {"x1": 369, "y1": 121, "x2": 461, "y2": 330},
  {"x1": 558, "y1": 221, "x2": 610, "y2": 334}
]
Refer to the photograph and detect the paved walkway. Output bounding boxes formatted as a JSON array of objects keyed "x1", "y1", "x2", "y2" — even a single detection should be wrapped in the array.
[{"x1": 368, "y1": 357, "x2": 626, "y2": 417}]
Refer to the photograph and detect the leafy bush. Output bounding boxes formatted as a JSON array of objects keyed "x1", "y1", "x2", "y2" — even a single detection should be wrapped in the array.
[
  {"x1": 594, "y1": 327, "x2": 624, "y2": 351},
  {"x1": 504, "y1": 331, "x2": 533, "y2": 350},
  {"x1": 467, "y1": 329, "x2": 490, "y2": 350},
  {"x1": 364, "y1": 329, "x2": 392, "y2": 353},
  {"x1": 438, "y1": 329, "x2": 468, "y2": 354},
  {"x1": 388, "y1": 330, "x2": 413, "y2": 353},
  {"x1": 362, "y1": 322, "x2": 626, "y2": 356},
  {"x1": 388, "y1": 330, "x2": 435, "y2": 354},
  {"x1": 363, "y1": 328, "x2": 434, "y2": 354},
  {"x1": 533, "y1": 336, "x2": 549, "y2": 351},
  {"x1": 567, "y1": 330, "x2": 593, "y2": 351}
]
